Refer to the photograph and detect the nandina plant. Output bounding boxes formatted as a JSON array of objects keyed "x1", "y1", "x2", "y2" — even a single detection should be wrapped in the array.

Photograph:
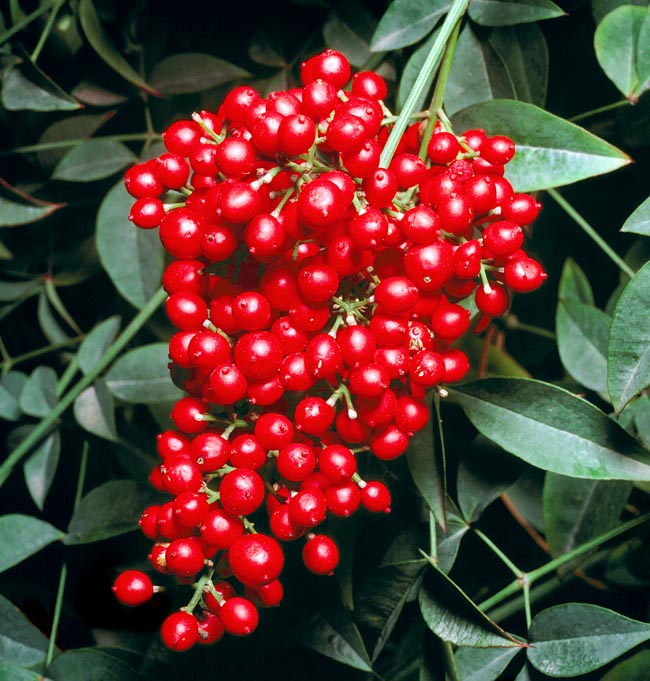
[{"x1": 1, "y1": 1, "x2": 650, "y2": 680}]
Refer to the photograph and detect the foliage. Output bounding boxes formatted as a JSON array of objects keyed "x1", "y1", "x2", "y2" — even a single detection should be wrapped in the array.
[{"x1": 0, "y1": 1, "x2": 649, "y2": 680}]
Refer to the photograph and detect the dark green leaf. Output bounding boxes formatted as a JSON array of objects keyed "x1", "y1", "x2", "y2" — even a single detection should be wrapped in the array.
[
  {"x1": 53, "y1": 139, "x2": 136, "y2": 182},
  {"x1": 0, "y1": 371, "x2": 27, "y2": 421},
  {"x1": 558, "y1": 258, "x2": 595, "y2": 305},
  {"x1": 24, "y1": 430, "x2": 61, "y2": 511},
  {"x1": 19, "y1": 366, "x2": 57, "y2": 418},
  {"x1": 323, "y1": 4, "x2": 375, "y2": 68},
  {"x1": 528, "y1": 603, "x2": 650, "y2": 676},
  {"x1": 0, "y1": 514, "x2": 64, "y2": 573},
  {"x1": 455, "y1": 646, "x2": 523, "y2": 681},
  {"x1": 370, "y1": 0, "x2": 449, "y2": 51},
  {"x1": 630, "y1": 393, "x2": 650, "y2": 448},
  {"x1": 78, "y1": 316, "x2": 121, "y2": 375},
  {"x1": 398, "y1": 29, "x2": 440, "y2": 112},
  {"x1": 556, "y1": 301, "x2": 610, "y2": 393},
  {"x1": 0, "y1": 280, "x2": 39, "y2": 302},
  {"x1": 621, "y1": 195, "x2": 650, "y2": 235},
  {"x1": 48, "y1": 648, "x2": 138, "y2": 681},
  {"x1": 593, "y1": 0, "x2": 650, "y2": 25},
  {"x1": 0, "y1": 178, "x2": 65, "y2": 227},
  {"x1": 457, "y1": 436, "x2": 525, "y2": 523},
  {"x1": 105, "y1": 343, "x2": 182, "y2": 403},
  {"x1": 406, "y1": 392, "x2": 446, "y2": 528},
  {"x1": 0, "y1": 593, "x2": 50, "y2": 667},
  {"x1": 514, "y1": 664, "x2": 533, "y2": 681},
  {"x1": 78, "y1": 0, "x2": 159, "y2": 94},
  {"x1": 37, "y1": 113, "x2": 113, "y2": 168},
  {"x1": 444, "y1": 24, "x2": 513, "y2": 117},
  {"x1": 0, "y1": 663, "x2": 50, "y2": 681},
  {"x1": 71, "y1": 80, "x2": 129, "y2": 107},
  {"x1": 65, "y1": 480, "x2": 162, "y2": 544},
  {"x1": 469, "y1": 0, "x2": 565, "y2": 26},
  {"x1": 73, "y1": 380, "x2": 118, "y2": 441},
  {"x1": 605, "y1": 537, "x2": 650, "y2": 586},
  {"x1": 594, "y1": 6, "x2": 650, "y2": 101},
  {"x1": 452, "y1": 100, "x2": 631, "y2": 192},
  {"x1": 450, "y1": 378, "x2": 650, "y2": 480},
  {"x1": 488, "y1": 24, "x2": 549, "y2": 107},
  {"x1": 419, "y1": 560, "x2": 521, "y2": 647},
  {"x1": 602, "y1": 649, "x2": 650, "y2": 681},
  {"x1": 543, "y1": 473, "x2": 631, "y2": 560},
  {"x1": 608, "y1": 261, "x2": 650, "y2": 412},
  {"x1": 248, "y1": 32, "x2": 286, "y2": 67},
  {"x1": 505, "y1": 469, "x2": 546, "y2": 532},
  {"x1": 1, "y1": 60, "x2": 80, "y2": 111},
  {"x1": 150, "y1": 53, "x2": 251, "y2": 94},
  {"x1": 436, "y1": 508, "x2": 470, "y2": 573},
  {"x1": 96, "y1": 181, "x2": 164, "y2": 309},
  {"x1": 37, "y1": 292, "x2": 70, "y2": 344}
]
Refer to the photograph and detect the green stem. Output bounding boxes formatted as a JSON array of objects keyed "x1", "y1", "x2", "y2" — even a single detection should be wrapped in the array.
[
  {"x1": 0, "y1": 0, "x2": 58, "y2": 46},
  {"x1": 0, "y1": 335, "x2": 84, "y2": 371},
  {"x1": 0, "y1": 133, "x2": 156, "y2": 157},
  {"x1": 0, "y1": 287, "x2": 167, "y2": 489},
  {"x1": 569, "y1": 99, "x2": 629, "y2": 124},
  {"x1": 442, "y1": 640, "x2": 461, "y2": 681},
  {"x1": 73, "y1": 442, "x2": 89, "y2": 509},
  {"x1": 503, "y1": 315, "x2": 556, "y2": 340},
  {"x1": 547, "y1": 188, "x2": 635, "y2": 279},
  {"x1": 474, "y1": 529, "x2": 522, "y2": 578},
  {"x1": 31, "y1": 0, "x2": 66, "y2": 63},
  {"x1": 379, "y1": 0, "x2": 469, "y2": 168},
  {"x1": 185, "y1": 571, "x2": 213, "y2": 614},
  {"x1": 45, "y1": 563, "x2": 67, "y2": 668},
  {"x1": 432, "y1": 392, "x2": 448, "y2": 524},
  {"x1": 55, "y1": 355, "x2": 79, "y2": 398},
  {"x1": 429, "y1": 509, "x2": 438, "y2": 560}
]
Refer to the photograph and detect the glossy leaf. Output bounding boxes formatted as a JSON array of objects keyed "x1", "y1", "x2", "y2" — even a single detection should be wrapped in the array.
[
  {"x1": 150, "y1": 53, "x2": 251, "y2": 94},
  {"x1": 19, "y1": 366, "x2": 57, "y2": 418},
  {"x1": 602, "y1": 649, "x2": 650, "y2": 681},
  {"x1": 73, "y1": 380, "x2": 118, "y2": 441},
  {"x1": 436, "y1": 508, "x2": 470, "y2": 573},
  {"x1": 469, "y1": 0, "x2": 564, "y2": 26},
  {"x1": 78, "y1": 0, "x2": 159, "y2": 94},
  {"x1": 543, "y1": 473, "x2": 631, "y2": 559},
  {"x1": 105, "y1": 343, "x2": 182, "y2": 403},
  {"x1": 452, "y1": 100, "x2": 631, "y2": 192},
  {"x1": 528, "y1": 603, "x2": 650, "y2": 676},
  {"x1": 323, "y1": 5, "x2": 375, "y2": 68},
  {"x1": 0, "y1": 593, "x2": 50, "y2": 667},
  {"x1": 621, "y1": 194, "x2": 650, "y2": 235},
  {"x1": 455, "y1": 646, "x2": 523, "y2": 681},
  {"x1": 558, "y1": 258, "x2": 595, "y2": 305},
  {"x1": 53, "y1": 139, "x2": 136, "y2": 182},
  {"x1": 594, "y1": 6, "x2": 650, "y2": 101},
  {"x1": 556, "y1": 301, "x2": 610, "y2": 393},
  {"x1": 78, "y1": 316, "x2": 121, "y2": 375},
  {"x1": 24, "y1": 430, "x2": 61, "y2": 511},
  {"x1": 608, "y1": 260, "x2": 650, "y2": 412},
  {"x1": 370, "y1": 0, "x2": 449, "y2": 51},
  {"x1": 0, "y1": 514, "x2": 64, "y2": 573},
  {"x1": 96, "y1": 181, "x2": 164, "y2": 309},
  {"x1": 592, "y1": 0, "x2": 650, "y2": 25},
  {"x1": 0, "y1": 178, "x2": 65, "y2": 227},
  {"x1": 1, "y1": 59, "x2": 80, "y2": 111},
  {"x1": 48, "y1": 648, "x2": 138, "y2": 681},
  {"x1": 0, "y1": 371, "x2": 27, "y2": 421},
  {"x1": 450, "y1": 378, "x2": 650, "y2": 480},
  {"x1": 65, "y1": 480, "x2": 162, "y2": 544},
  {"x1": 419, "y1": 559, "x2": 521, "y2": 647}
]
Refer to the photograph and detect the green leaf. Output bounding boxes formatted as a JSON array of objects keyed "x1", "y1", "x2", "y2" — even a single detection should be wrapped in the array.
[
  {"x1": 556, "y1": 301, "x2": 610, "y2": 393},
  {"x1": 0, "y1": 514, "x2": 64, "y2": 573},
  {"x1": 370, "y1": 0, "x2": 449, "y2": 51},
  {"x1": 1, "y1": 59, "x2": 80, "y2": 111},
  {"x1": 406, "y1": 392, "x2": 446, "y2": 528},
  {"x1": 488, "y1": 24, "x2": 549, "y2": 107},
  {"x1": 150, "y1": 53, "x2": 251, "y2": 95},
  {"x1": 398, "y1": 29, "x2": 440, "y2": 112},
  {"x1": 444, "y1": 24, "x2": 513, "y2": 117},
  {"x1": 73, "y1": 380, "x2": 118, "y2": 441},
  {"x1": 436, "y1": 506, "x2": 470, "y2": 574},
  {"x1": 48, "y1": 648, "x2": 138, "y2": 681},
  {"x1": 450, "y1": 378, "x2": 650, "y2": 480},
  {"x1": 78, "y1": 0, "x2": 159, "y2": 94},
  {"x1": 0, "y1": 280, "x2": 39, "y2": 302},
  {"x1": 323, "y1": 4, "x2": 376, "y2": 68},
  {"x1": 96, "y1": 180, "x2": 164, "y2": 309},
  {"x1": 419, "y1": 560, "x2": 521, "y2": 647},
  {"x1": 506, "y1": 469, "x2": 546, "y2": 532},
  {"x1": 528, "y1": 603, "x2": 650, "y2": 676},
  {"x1": 19, "y1": 366, "x2": 57, "y2": 418},
  {"x1": 0, "y1": 593, "x2": 50, "y2": 667},
  {"x1": 37, "y1": 292, "x2": 70, "y2": 344},
  {"x1": 608, "y1": 261, "x2": 650, "y2": 412},
  {"x1": 592, "y1": 0, "x2": 650, "y2": 25},
  {"x1": 543, "y1": 473, "x2": 631, "y2": 560},
  {"x1": 595, "y1": 6, "x2": 650, "y2": 101},
  {"x1": 469, "y1": 0, "x2": 565, "y2": 26},
  {"x1": 24, "y1": 430, "x2": 61, "y2": 511},
  {"x1": 105, "y1": 343, "x2": 183, "y2": 404},
  {"x1": 457, "y1": 436, "x2": 525, "y2": 523},
  {"x1": 65, "y1": 480, "x2": 162, "y2": 544},
  {"x1": 558, "y1": 258, "x2": 595, "y2": 305},
  {"x1": 78, "y1": 316, "x2": 121, "y2": 375},
  {"x1": 605, "y1": 537, "x2": 650, "y2": 586},
  {"x1": 452, "y1": 100, "x2": 631, "y2": 192},
  {"x1": 0, "y1": 663, "x2": 51, "y2": 681},
  {"x1": 602, "y1": 649, "x2": 650, "y2": 681},
  {"x1": 71, "y1": 80, "x2": 129, "y2": 107},
  {"x1": 455, "y1": 646, "x2": 523, "y2": 681},
  {"x1": 37, "y1": 113, "x2": 113, "y2": 168},
  {"x1": 248, "y1": 32, "x2": 287, "y2": 67},
  {"x1": 0, "y1": 178, "x2": 65, "y2": 227},
  {"x1": 621, "y1": 195, "x2": 650, "y2": 235},
  {"x1": 53, "y1": 139, "x2": 136, "y2": 182},
  {"x1": 0, "y1": 371, "x2": 27, "y2": 421}
]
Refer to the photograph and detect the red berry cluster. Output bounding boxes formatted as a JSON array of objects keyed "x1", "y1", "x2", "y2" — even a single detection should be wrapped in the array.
[{"x1": 113, "y1": 49, "x2": 546, "y2": 652}]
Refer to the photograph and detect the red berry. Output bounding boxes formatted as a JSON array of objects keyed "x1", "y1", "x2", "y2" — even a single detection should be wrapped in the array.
[
  {"x1": 229, "y1": 533, "x2": 285, "y2": 586},
  {"x1": 112, "y1": 570, "x2": 154, "y2": 606},
  {"x1": 302, "y1": 534, "x2": 339, "y2": 575},
  {"x1": 219, "y1": 597, "x2": 259, "y2": 636},
  {"x1": 161, "y1": 611, "x2": 199, "y2": 652}
]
